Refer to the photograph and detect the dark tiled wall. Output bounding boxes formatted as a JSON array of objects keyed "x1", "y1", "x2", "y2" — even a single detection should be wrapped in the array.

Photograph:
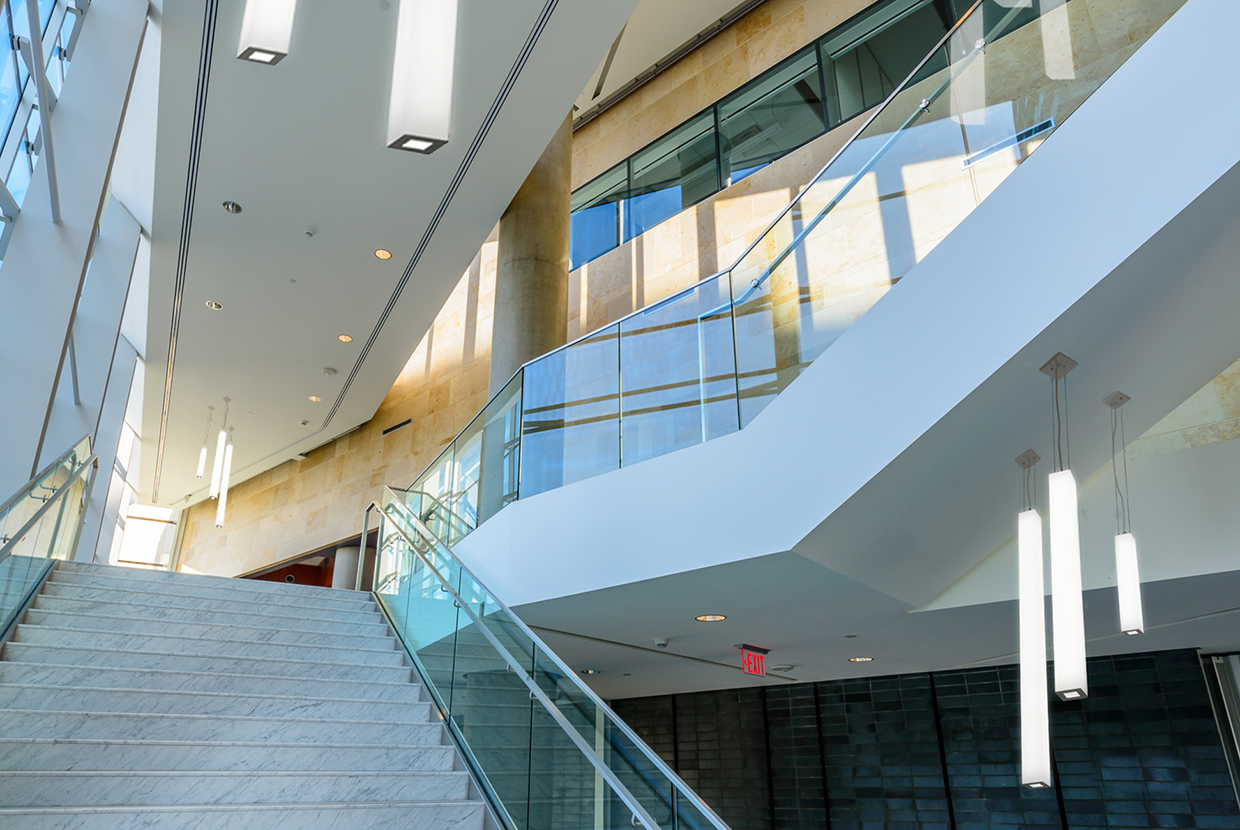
[{"x1": 612, "y1": 650, "x2": 1240, "y2": 830}]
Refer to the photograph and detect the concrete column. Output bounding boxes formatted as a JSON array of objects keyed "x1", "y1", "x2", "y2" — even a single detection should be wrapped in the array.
[
  {"x1": 488, "y1": 112, "x2": 573, "y2": 397},
  {"x1": 332, "y1": 546, "x2": 361, "y2": 590}
]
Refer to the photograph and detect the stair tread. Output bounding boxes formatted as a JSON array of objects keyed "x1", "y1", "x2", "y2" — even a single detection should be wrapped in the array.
[
  {"x1": 46, "y1": 574, "x2": 374, "y2": 611},
  {"x1": 33, "y1": 595, "x2": 381, "y2": 626},
  {"x1": 0, "y1": 708, "x2": 433, "y2": 729},
  {"x1": 57, "y1": 562, "x2": 359, "y2": 600},
  {"x1": 4, "y1": 641, "x2": 405, "y2": 672},
  {"x1": 25, "y1": 606, "x2": 389, "y2": 636},
  {"x1": 14, "y1": 623, "x2": 399, "y2": 656},
  {"x1": 0, "y1": 660, "x2": 420, "y2": 690},
  {"x1": 0, "y1": 682, "x2": 423, "y2": 708}
]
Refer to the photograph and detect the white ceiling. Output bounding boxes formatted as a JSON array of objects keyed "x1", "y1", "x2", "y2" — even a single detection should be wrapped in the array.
[{"x1": 133, "y1": 0, "x2": 639, "y2": 508}]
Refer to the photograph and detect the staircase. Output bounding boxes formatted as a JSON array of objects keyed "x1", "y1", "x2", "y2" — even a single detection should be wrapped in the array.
[{"x1": 0, "y1": 560, "x2": 489, "y2": 828}]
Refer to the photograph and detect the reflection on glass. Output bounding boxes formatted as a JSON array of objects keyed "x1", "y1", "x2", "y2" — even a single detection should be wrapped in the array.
[
  {"x1": 628, "y1": 113, "x2": 718, "y2": 239},
  {"x1": 620, "y1": 275, "x2": 739, "y2": 466},
  {"x1": 719, "y1": 48, "x2": 825, "y2": 186},
  {"x1": 570, "y1": 163, "x2": 627, "y2": 271},
  {"x1": 476, "y1": 374, "x2": 522, "y2": 525},
  {"x1": 520, "y1": 326, "x2": 620, "y2": 498}
]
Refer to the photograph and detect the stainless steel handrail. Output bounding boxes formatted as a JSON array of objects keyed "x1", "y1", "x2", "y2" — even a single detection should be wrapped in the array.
[
  {"x1": 0, "y1": 450, "x2": 97, "y2": 564},
  {"x1": 376, "y1": 485, "x2": 733, "y2": 830},
  {"x1": 374, "y1": 495, "x2": 665, "y2": 830},
  {"x1": 405, "y1": 0, "x2": 996, "y2": 496},
  {"x1": 0, "y1": 433, "x2": 90, "y2": 518}
]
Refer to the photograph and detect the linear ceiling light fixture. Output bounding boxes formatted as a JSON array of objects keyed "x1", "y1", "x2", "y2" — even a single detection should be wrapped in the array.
[
  {"x1": 1016, "y1": 449, "x2": 1052, "y2": 789},
  {"x1": 1041, "y1": 352, "x2": 1087, "y2": 702},
  {"x1": 208, "y1": 397, "x2": 231, "y2": 499},
  {"x1": 1106, "y1": 391, "x2": 1144, "y2": 636},
  {"x1": 237, "y1": 0, "x2": 297, "y2": 64},
  {"x1": 196, "y1": 405, "x2": 214, "y2": 478},
  {"x1": 386, "y1": 0, "x2": 458, "y2": 153},
  {"x1": 215, "y1": 427, "x2": 235, "y2": 527}
]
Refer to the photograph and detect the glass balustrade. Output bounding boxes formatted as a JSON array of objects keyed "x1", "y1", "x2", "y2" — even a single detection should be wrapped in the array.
[
  {"x1": 0, "y1": 435, "x2": 95, "y2": 637},
  {"x1": 414, "y1": 0, "x2": 1189, "y2": 537},
  {"x1": 372, "y1": 487, "x2": 731, "y2": 830}
]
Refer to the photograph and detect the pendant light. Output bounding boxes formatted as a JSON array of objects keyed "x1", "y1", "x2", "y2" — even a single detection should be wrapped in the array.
[
  {"x1": 196, "y1": 405, "x2": 214, "y2": 478},
  {"x1": 1106, "y1": 391, "x2": 1143, "y2": 636},
  {"x1": 386, "y1": 0, "x2": 458, "y2": 153},
  {"x1": 209, "y1": 397, "x2": 230, "y2": 500},
  {"x1": 1041, "y1": 352, "x2": 1087, "y2": 701},
  {"x1": 237, "y1": 0, "x2": 298, "y2": 64},
  {"x1": 215, "y1": 427, "x2": 235, "y2": 528},
  {"x1": 1017, "y1": 449, "x2": 1052, "y2": 788}
]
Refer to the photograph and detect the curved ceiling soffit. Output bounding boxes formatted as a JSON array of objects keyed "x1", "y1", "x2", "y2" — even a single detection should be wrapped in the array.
[{"x1": 153, "y1": 0, "x2": 563, "y2": 505}]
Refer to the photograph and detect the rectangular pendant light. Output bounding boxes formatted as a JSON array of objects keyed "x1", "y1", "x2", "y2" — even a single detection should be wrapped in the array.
[
  {"x1": 238, "y1": 0, "x2": 297, "y2": 64},
  {"x1": 1019, "y1": 509, "x2": 1052, "y2": 788},
  {"x1": 1115, "y1": 532, "x2": 1144, "y2": 635},
  {"x1": 196, "y1": 446, "x2": 208, "y2": 479},
  {"x1": 215, "y1": 442, "x2": 234, "y2": 527},
  {"x1": 1049, "y1": 469, "x2": 1088, "y2": 700},
  {"x1": 208, "y1": 429, "x2": 227, "y2": 499},
  {"x1": 386, "y1": 0, "x2": 458, "y2": 153}
]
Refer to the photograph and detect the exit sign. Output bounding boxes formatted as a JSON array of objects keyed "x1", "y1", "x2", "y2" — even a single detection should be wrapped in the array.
[{"x1": 740, "y1": 646, "x2": 767, "y2": 676}]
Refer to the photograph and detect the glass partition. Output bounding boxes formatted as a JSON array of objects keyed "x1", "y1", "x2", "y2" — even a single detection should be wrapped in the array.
[
  {"x1": 413, "y1": 0, "x2": 1188, "y2": 536},
  {"x1": 375, "y1": 488, "x2": 734, "y2": 830}
]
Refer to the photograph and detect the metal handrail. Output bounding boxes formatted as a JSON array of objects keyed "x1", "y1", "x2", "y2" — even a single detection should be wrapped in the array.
[
  {"x1": 374, "y1": 495, "x2": 665, "y2": 830},
  {"x1": 0, "y1": 433, "x2": 90, "y2": 518},
  {"x1": 0, "y1": 450, "x2": 96, "y2": 564},
  {"x1": 375, "y1": 485, "x2": 733, "y2": 830},
  {"x1": 405, "y1": 0, "x2": 996, "y2": 495}
]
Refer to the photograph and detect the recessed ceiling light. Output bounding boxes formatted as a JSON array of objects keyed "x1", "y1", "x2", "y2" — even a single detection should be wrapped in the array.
[
  {"x1": 308, "y1": 396, "x2": 321, "y2": 402},
  {"x1": 222, "y1": 201, "x2": 242, "y2": 214},
  {"x1": 244, "y1": 49, "x2": 279, "y2": 63},
  {"x1": 374, "y1": 248, "x2": 392, "y2": 260},
  {"x1": 401, "y1": 137, "x2": 434, "y2": 152},
  {"x1": 695, "y1": 614, "x2": 726, "y2": 622},
  {"x1": 848, "y1": 657, "x2": 874, "y2": 663},
  {"x1": 769, "y1": 665, "x2": 794, "y2": 673},
  {"x1": 323, "y1": 367, "x2": 337, "y2": 376},
  {"x1": 579, "y1": 669, "x2": 600, "y2": 675},
  {"x1": 205, "y1": 301, "x2": 223, "y2": 310},
  {"x1": 844, "y1": 634, "x2": 858, "y2": 639},
  {"x1": 337, "y1": 334, "x2": 353, "y2": 342}
]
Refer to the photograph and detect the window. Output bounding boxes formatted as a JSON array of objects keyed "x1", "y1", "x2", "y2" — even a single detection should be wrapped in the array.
[
  {"x1": 569, "y1": 162, "x2": 627, "y2": 271},
  {"x1": 627, "y1": 112, "x2": 718, "y2": 239}
]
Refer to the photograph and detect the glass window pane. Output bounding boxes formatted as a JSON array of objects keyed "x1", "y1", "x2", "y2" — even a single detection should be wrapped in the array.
[
  {"x1": 476, "y1": 373, "x2": 522, "y2": 525},
  {"x1": 520, "y1": 326, "x2": 620, "y2": 498},
  {"x1": 570, "y1": 163, "x2": 627, "y2": 271},
  {"x1": 627, "y1": 112, "x2": 717, "y2": 239},
  {"x1": 719, "y1": 49, "x2": 826, "y2": 187},
  {"x1": 823, "y1": 0, "x2": 952, "y2": 125}
]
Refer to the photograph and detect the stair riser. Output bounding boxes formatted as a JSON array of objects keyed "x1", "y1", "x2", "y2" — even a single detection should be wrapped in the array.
[
  {"x1": 1, "y1": 644, "x2": 411, "y2": 683},
  {"x1": 11, "y1": 627, "x2": 403, "y2": 667},
  {"x1": 0, "y1": 741, "x2": 458, "y2": 772},
  {"x1": 21, "y1": 610, "x2": 394, "y2": 650},
  {"x1": 57, "y1": 561, "x2": 360, "y2": 602},
  {"x1": 0, "y1": 711, "x2": 440, "y2": 745},
  {"x1": 0, "y1": 664, "x2": 422, "y2": 702},
  {"x1": 0, "y1": 772, "x2": 471, "y2": 808},
  {"x1": 39, "y1": 584, "x2": 376, "y2": 620},
  {"x1": 46, "y1": 573, "x2": 374, "y2": 613},
  {"x1": 31, "y1": 595, "x2": 382, "y2": 628},
  {"x1": 0, "y1": 802, "x2": 485, "y2": 830},
  {"x1": 0, "y1": 685, "x2": 428, "y2": 722}
]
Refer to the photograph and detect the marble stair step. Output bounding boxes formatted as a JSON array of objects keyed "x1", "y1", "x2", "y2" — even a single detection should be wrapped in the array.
[
  {"x1": 0, "y1": 709, "x2": 441, "y2": 745},
  {"x1": 27, "y1": 598, "x2": 389, "y2": 636},
  {"x1": 57, "y1": 561, "x2": 360, "y2": 601},
  {"x1": 21, "y1": 608, "x2": 395, "y2": 650},
  {"x1": 38, "y1": 582, "x2": 376, "y2": 619},
  {"x1": 0, "y1": 800, "x2": 485, "y2": 830},
  {"x1": 11, "y1": 625, "x2": 403, "y2": 667},
  {"x1": 0, "y1": 738, "x2": 458, "y2": 772},
  {"x1": 0, "y1": 643, "x2": 412, "y2": 683},
  {"x1": 0, "y1": 770, "x2": 472, "y2": 808},
  {"x1": 0, "y1": 661, "x2": 424, "y2": 702},
  {"x1": 0, "y1": 683, "x2": 429, "y2": 722},
  {"x1": 32, "y1": 593, "x2": 382, "y2": 628},
  {"x1": 47, "y1": 570, "x2": 374, "y2": 613}
]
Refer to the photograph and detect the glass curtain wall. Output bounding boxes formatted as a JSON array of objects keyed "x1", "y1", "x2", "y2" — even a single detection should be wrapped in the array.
[{"x1": 568, "y1": 0, "x2": 955, "y2": 271}]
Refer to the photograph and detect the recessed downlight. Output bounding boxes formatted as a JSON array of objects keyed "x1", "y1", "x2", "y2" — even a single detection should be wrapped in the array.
[
  {"x1": 337, "y1": 334, "x2": 353, "y2": 343},
  {"x1": 374, "y1": 248, "x2": 392, "y2": 260},
  {"x1": 848, "y1": 657, "x2": 874, "y2": 663},
  {"x1": 695, "y1": 614, "x2": 726, "y2": 622},
  {"x1": 579, "y1": 669, "x2": 600, "y2": 675},
  {"x1": 308, "y1": 396, "x2": 321, "y2": 402},
  {"x1": 222, "y1": 201, "x2": 242, "y2": 214},
  {"x1": 205, "y1": 301, "x2": 223, "y2": 310},
  {"x1": 770, "y1": 665, "x2": 794, "y2": 673}
]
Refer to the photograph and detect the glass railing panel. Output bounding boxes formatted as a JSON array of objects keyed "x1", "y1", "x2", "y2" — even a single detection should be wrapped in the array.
[
  {"x1": 520, "y1": 325, "x2": 620, "y2": 499},
  {"x1": 476, "y1": 372, "x2": 522, "y2": 526},
  {"x1": 618, "y1": 273, "x2": 739, "y2": 467}
]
